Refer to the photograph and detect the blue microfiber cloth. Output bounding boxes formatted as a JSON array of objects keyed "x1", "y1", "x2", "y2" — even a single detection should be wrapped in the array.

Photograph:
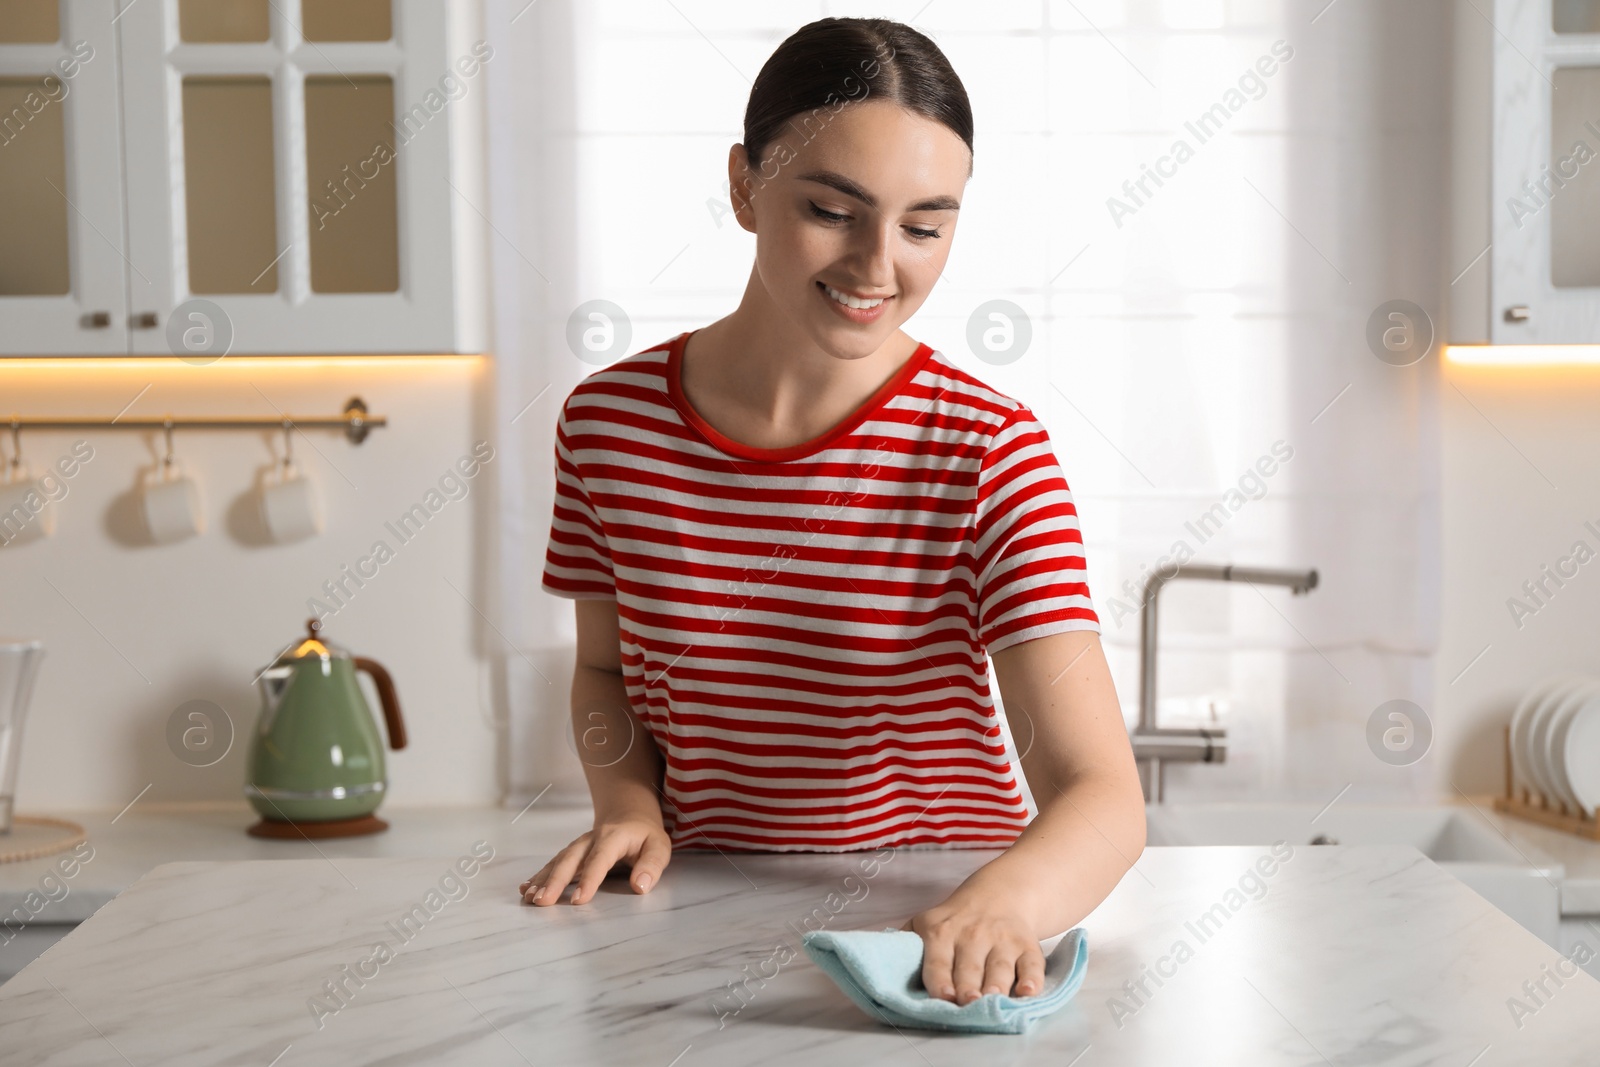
[{"x1": 800, "y1": 926, "x2": 1089, "y2": 1034}]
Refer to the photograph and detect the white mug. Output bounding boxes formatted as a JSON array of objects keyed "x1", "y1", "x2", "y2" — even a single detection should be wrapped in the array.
[
  {"x1": 0, "y1": 466, "x2": 56, "y2": 548},
  {"x1": 259, "y1": 461, "x2": 323, "y2": 543},
  {"x1": 140, "y1": 462, "x2": 204, "y2": 544}
]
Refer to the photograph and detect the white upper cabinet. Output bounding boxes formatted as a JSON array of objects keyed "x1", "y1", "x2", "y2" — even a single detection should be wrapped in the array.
[
  {"x1": 1455, "y1": 0, "x2": 1600, "y2": 344},
  {"x1": 0, "y1": 1, "x2": 128, "y2": 355},
  {"x1": 0, "y1": 0, "x2": 487, "y2": 357}
]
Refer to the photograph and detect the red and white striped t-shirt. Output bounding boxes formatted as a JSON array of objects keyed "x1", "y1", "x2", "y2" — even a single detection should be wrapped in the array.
[{"x1": 541, "y1": 329, "x2": 1099, "y2": 853}]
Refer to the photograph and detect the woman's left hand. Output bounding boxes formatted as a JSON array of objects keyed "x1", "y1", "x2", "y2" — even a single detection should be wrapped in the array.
[{"x1": 900, "y1": 889, "x2": 1045, "y2": 1003}]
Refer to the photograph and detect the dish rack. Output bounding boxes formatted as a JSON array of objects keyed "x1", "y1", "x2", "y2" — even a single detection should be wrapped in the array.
[{"x1": 1492, "y1": 723, "x2": 1600, "y2": 840}]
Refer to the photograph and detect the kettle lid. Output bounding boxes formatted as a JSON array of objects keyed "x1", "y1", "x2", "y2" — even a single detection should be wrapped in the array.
[{"x1": 274, "y1": 617, "x2": 351, "y2": 665}]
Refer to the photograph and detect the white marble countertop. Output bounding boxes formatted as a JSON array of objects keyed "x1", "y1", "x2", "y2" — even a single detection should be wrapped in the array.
[
  {"x1": 4, "y1": 794, "x2": 1600, "y2": 923},
  {"x1": 2, "y1": 842, "x2": 1598, "y2": 1065},
  {"x1": 0, "y1": 803, "x2": 596, "y2": 923}
]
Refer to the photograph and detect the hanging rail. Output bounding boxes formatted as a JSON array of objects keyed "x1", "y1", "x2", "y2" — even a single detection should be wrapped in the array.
[{"x1": 5, "y1": 398, "x2": 385, "y2": 444}]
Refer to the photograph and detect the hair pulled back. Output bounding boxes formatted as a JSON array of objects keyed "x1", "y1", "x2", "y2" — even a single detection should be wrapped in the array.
[{"x1": 741, "y1": 17, "x2": 974, "y2": 181}]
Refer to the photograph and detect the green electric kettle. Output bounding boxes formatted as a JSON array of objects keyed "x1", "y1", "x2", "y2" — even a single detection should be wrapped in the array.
[{"x1": 245, "y1": 618, "x2": 406, "y2": 834}]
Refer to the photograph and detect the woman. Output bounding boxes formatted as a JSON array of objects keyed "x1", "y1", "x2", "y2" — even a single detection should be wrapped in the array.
[{"x1": 522, "y1": 16, "x2": 1145, "y2": 1007}]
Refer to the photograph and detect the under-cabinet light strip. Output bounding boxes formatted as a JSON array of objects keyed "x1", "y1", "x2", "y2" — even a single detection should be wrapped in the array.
[
  {"x1": 1446, "y1": 345, "x2": 1600, "y2": 365},
  {"x1": 0, "y1": 355, "x2": 484, "y2": 370}
]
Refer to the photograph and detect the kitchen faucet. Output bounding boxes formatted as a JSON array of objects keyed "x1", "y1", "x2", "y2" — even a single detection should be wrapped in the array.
[{"x1": 1133, "y1": 562, "x2": 1319, "y2": 803}]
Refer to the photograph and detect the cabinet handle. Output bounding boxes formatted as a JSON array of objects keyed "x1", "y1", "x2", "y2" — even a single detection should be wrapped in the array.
[
  {"x1": 1504, "y1": 305, "x2": 1531, "y2": 322},
  {"x1": 80, "y1": 311, "x2": 111, "y2": 329},
  {"x1": 131, "y1": 312, "x2": 159, "y2": 329}
]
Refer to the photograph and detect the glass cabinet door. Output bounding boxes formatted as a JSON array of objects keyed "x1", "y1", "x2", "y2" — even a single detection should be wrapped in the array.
[
  {"x1": 1553, "y1": 0, "x2": 1600, "y2": 33},
  {"x1": 118, "y1": 0, "x2": 485, "y2": 354},
  {"x1": 0, "y1": 0, "x2": 127, "y2": 356},
  {"x1": 1548, "y1": 66, "x2": 1600, "y2": 289},
  {"x1": 1491, "y1": 0, "x2": 1600, "y2": 342}
]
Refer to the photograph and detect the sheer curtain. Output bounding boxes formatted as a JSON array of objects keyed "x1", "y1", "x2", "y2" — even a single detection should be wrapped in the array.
[{"x1": 486, "y1": 0, "x2": 1447, "y2": 809}]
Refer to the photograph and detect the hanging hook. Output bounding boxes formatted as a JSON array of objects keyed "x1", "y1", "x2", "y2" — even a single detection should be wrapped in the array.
[
  {"x1": 8, "y1": 418, "x2": 22, "y2": 480},
  {"x1": 281, "y1": 419, "x2": 294, "y2": 471},
  {"x1": 162, "y1": 416, "x2": 175, "y2": 471}
]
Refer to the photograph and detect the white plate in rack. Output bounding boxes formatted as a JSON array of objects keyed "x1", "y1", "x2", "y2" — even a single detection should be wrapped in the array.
[
  {"x1": 1516, "y1": 675, "x2": 1580, "y2": 799},
  {"x1": 1562, "y1": 687, "x2": 1600, "y2": 818},
  {"x1": 1522, "y1": 676, "x2": 1588, "y2": 803},
  {"x1": 1511, "y1": 676, "x2": 1571, "y2": 797},
  {"x1": 1540, "y1": 678, "x2": 1599, "y2": 813}
]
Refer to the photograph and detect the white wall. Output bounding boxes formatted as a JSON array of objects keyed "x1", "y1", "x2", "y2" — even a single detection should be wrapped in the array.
[
  {"x1": 1436, "y1": 362, "x2": 1600, "y2": 794},
  {"x1": 0, "y1": 360, "x2": 504, "y2": 811}
]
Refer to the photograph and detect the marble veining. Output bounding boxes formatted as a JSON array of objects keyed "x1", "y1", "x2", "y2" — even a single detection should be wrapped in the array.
[{"x1": 1, "y1": 844, "x2": 1598, "y2": 1065}]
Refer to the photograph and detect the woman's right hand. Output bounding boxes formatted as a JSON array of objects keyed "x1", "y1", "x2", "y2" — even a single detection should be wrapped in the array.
[{"x1": 519, "y1": 813, "x2": 672, "y2": 906}]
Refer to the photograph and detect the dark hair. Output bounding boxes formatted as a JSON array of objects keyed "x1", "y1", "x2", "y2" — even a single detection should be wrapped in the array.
[{"x1": 742, "y1": 17, "x2": 974, "y2": 180}]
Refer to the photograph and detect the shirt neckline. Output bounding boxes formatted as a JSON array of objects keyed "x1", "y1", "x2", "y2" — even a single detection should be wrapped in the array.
[{"x1": 665, "y1": 328, "x2": 935, "y2": 463}]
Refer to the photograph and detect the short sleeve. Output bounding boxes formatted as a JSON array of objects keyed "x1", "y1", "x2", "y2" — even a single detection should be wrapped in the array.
[
  {"x1": 974, "y1": 404, "x2": 1099, "y2": 654},
  {"x1": 540, "y1": 396, "x2": 617, "y2": 600}
]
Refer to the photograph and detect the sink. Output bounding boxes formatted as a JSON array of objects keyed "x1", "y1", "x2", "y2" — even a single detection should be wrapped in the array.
[{"x1": 1144, "y1": 803, "x2": 1565, "y2": 946}]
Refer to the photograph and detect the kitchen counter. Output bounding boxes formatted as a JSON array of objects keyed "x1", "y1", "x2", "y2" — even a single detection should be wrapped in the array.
[
  {"x1": 6, "y1": 794, "x2": 1599, "y2": 920},
  {"x1": 0, "y1": 803, "x2": 598, "y2": 984},
  {"x1": 2, "y1": 841, "x2": 1597, "y2": 1065},
  {"x1": 0, "y1": 803, "x2": 596, "y2": 923}
]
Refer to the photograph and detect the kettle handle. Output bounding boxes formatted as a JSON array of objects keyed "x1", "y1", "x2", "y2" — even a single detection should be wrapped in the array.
[{"x1": 353, "y1": 657, "x2": 407, "y2": 750}]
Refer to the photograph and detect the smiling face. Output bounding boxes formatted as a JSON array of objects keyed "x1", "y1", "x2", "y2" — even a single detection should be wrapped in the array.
[{"x1": 730, "y1": 98, "x2": 970, "y2": 360}]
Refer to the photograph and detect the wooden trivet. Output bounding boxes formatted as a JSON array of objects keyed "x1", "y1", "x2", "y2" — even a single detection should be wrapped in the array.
[
  {"x1": 247, "y1": 814, "x2": 389, "y2": 839},
  {"x1": 0, "y1": 815, "x2": 88, "y2": 864}
]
